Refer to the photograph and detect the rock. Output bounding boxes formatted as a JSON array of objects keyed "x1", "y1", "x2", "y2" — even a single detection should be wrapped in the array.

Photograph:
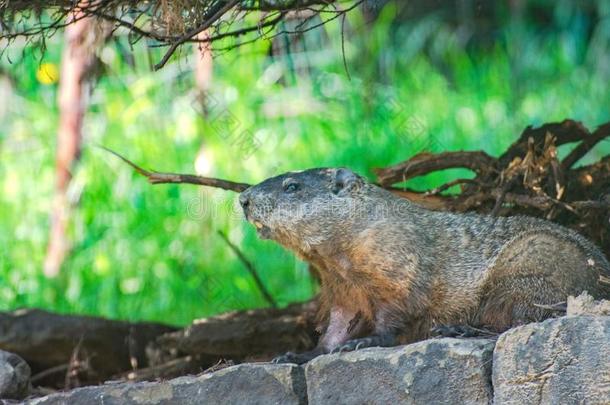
[
  {"x1": 305, "y1": 338, "x2": 495, "y2": 405},
  {"x1": 0, "y1": 349, "x2": 31, "y2": 399},
  {"x1": 492, "y1": 316, "x2": 610, "y2": 404},
  {"x1": 566, "y1": 291, "x2": 610, "y2": 316},
  {"x1": 26, "y1": 363, "x2": 306, "y2": 405},
  {"x1": 0, "y1": 309, "x2": 176, "y2": 387}
]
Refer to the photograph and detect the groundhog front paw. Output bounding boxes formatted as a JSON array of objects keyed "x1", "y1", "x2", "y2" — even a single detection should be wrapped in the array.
[
  {"x1": 430, "y1": 324, "x2": 497, "y2": 338},
  {"x1": 272, "y1": 352, "x2": 301, "y2": 364},
  {"x1": 272, "y1": 350, "x2": 319, "y2": 365},
  {"x1": 330, "y1": 334, "x2": 396, "y2": 354}
]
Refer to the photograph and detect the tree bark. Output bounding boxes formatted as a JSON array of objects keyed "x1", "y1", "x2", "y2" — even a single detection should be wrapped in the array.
[{"x1": 44, "y1": 8, "x2": 99, "y2": 277}]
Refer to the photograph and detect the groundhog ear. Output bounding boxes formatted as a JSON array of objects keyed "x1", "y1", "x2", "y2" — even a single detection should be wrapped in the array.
[{"x1": 332, "y1": 168, "x2": 363, "y2": 195}]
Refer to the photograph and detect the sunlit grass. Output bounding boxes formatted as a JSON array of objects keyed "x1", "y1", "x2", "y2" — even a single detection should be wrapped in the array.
[{"x1": 0, "y1": 5, "x2": 609, "y2": 325}]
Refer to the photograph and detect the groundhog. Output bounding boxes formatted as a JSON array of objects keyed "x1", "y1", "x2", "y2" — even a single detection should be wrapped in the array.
[{"x1": 238, "y1": 168, "x2": 610, "y2": 364}]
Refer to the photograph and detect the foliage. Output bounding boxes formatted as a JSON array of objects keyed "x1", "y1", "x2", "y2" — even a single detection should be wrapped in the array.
[{"x1": 0, "y1": 3, "x2": 609, "y2": 325}]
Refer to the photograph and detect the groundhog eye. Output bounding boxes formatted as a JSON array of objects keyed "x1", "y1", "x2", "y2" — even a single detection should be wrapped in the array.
[{"x1": 284, "y1": 182, "x2": 299, "y2": 193}]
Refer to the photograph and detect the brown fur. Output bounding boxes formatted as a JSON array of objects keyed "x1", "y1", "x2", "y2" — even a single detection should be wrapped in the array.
[{"x1": 239, "y1": 168, "x2": 610, "y2": 356}]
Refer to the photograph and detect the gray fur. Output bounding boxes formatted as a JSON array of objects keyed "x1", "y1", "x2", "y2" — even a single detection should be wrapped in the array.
[{"x1": 240, "y1": 168, "x2": 610, "y2": 355}]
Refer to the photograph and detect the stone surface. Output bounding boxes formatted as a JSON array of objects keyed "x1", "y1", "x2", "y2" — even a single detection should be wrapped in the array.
[
  {"x1": 0, "y1": 349, "x2": 31, "y2": 399},
  {"x1": 305, "y1": 338, "x2": 495, "y2": 405},
  {"x1": 26, "y1": 363, "x2": 306, "y2": 405},
  {"x1": 17, "y1": 314, "x2": 610, "y2": 404},
  {"x1": 492, "y1": 316, "x2": 610, "y2": 404},
  {"x1": 566, "y1": 291, "x2": 610, "y2": 316}
]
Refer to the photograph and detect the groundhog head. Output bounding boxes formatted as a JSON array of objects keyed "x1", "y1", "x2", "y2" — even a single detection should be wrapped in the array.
[{"x1": 239, "y1": 168, "x2": 366, "y2": 251}]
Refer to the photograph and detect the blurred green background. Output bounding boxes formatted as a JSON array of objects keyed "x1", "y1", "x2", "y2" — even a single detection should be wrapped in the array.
[{"x1": 0, "y1": 1, "x2": 609, "y2": 325}]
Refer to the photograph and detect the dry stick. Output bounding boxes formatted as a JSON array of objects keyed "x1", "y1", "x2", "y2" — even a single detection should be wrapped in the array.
[
  {"x1": 561, "y1": 122, "x2": 610, "y2": 169},
  {"x1": 217, "y1": 230, "x2": 277, "y2": 308},
  {"x1": 424, "y1": 178, "x2": 477, "y2": 196},
  {"x1": 499, "y1": 119, "x2": 591, "y2": 167},
  {"x1": 490, "y1": 177, "x2": 518, "y2": 217},
  {"x1": 374, "y1": 150, "x2": 497, "y2": 187},
  {"x1": 153, "y1": 0, "x2": 240, "y2": 70},
  {"x1": 31, "y1": 364, "x2": 70, "y2": 384},
  {"x1": 103, "y1": 147, "x2": 276, "y2": 305},
  {"x1": 100, "y1": 146, "x2": 251, "y2": 192},
  {"x1": 65, "y1": 336, "x2": 85, "y2": 389},
  {"x1": 117, "y1": 355, "x2": 207, "y2": 382}
]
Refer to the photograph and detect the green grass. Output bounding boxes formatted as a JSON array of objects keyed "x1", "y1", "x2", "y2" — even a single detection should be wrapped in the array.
[{"x1": 0, "y1": 4, "x2": 609, "y2": 325}]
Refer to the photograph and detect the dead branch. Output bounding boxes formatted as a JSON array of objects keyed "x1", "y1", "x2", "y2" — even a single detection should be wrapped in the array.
[
  {"x1": 217, "y1": 230, "x2": 277, "y2": 308},
  {"x1": 1, "y1": 1, "x2": 363, "y2": 68},
  {"x1": 150, "y1": 301, "x2": 317, "y2": 359},
  {"x1": 425, "y1": 178, "x2": 478, "y2": 196},
  {"x1": 153, "y1": 0, "x2": 240, "y2": 70},
  {"x1": 376, "y1": 119, "x2": 610, "y2": 258},
  {"x1": 374, "y1": 150, "x2": 497, "y2": 187},
  {"x1": 498, "y1": 119, "x2": 591, "y2": 167},
  {"x1": 562, "y1": 122, "x2": 610, "y2": 169},
  {"x1": 117, "y1": 355, "x2": 211, "y2": 382},
  {"x1": 31, "y1": 364, "x2": 70, "y2": 384},
  {"x1": 101, "y1": 146, "x2": 250, "y2": 192},
  {"x1": 490, "y1": 177, "x2": 517, "y2": 216}
]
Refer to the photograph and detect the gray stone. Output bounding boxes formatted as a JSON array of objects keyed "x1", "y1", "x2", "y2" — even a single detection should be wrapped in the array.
[
  {"x1": 0, "y1": 349, "x2": 31, "y2": 399},
  {"x1": 492, "y1": 316, "x2": 610, "y2": 405},
  {"x1": 26, "y1": 363, "x2": 306, "y2": 405},
  {"x1": 305, "y1": 338, "x2": 495, "y2": 405},
  {"x1": 566, "y1": 292, "x2": 610, "y2": 316}
]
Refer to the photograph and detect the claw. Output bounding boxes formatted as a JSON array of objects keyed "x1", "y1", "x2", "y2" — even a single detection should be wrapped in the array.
[{"x1": 272, "y1": 351, "x2": 296, "y2": 364}]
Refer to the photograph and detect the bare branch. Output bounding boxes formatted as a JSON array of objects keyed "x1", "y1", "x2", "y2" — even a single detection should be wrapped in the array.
[
  {"x1": 153, "y1": 0, "x2": 240, "y2": 70},
  {"x1": 1, "y1": 0, "x2": 363, "y2": 68},
  {"x1": 100, "y1": 146, "x2": 251, "y2": 192},
  {"x1": 217, "y1": 230, "x2": 277, "y2": 308},
  {"x1": 374, "y1": 150, "x2": 497, "y2": 187},
  {"x1": 562, "y1": 122, "x2": 610, "y2": 169}
]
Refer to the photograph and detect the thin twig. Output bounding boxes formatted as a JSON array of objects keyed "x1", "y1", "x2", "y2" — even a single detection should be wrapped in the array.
[
  {"x1": 100, "y1": 146, "x2": 251, "y2": 192},
  {"x1": 425, "y1": 178, "x2": 477, "y2": 196},
  {"x1": 375, "y1": 150, "x2": 497, "y2": 186},
  {"x1": 153, "y1": 0, "x2": 240, "y2": 70},
  {"x1": 217, "y1": 230, "x2": 277, "y2": 308},
  {"x1": 65, "y1": 336, "x2": 85, "y2": 389},
  {"x1": 340, "y1": 12, "x2": 350, "y2": 81},
  {"x1": 491, "y1": 177, "x2": 517, "y2": 216},
  {"x1": 562, "y1": 122, "x2": 610, "y2": 169},
  {"x1": 31, "y1": 364, "x2": 70, "y2": 384}
]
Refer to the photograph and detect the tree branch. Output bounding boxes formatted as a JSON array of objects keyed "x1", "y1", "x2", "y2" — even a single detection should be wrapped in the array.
[
  {"x1": 561, "y1": 122, "x2": 610, "y2": 169},
  {"x1": 374, "y1": 150, "x2": 497, "y2": 187},
  {"x1": 217, "y1": 230, "x2": 277, "y2": 308},
  {"x1": 100, "y1": 146, "x2": 251, "y2": 192},
  {"x1": 1, "y1": 1, "x2": 362, "y2": 66},
  {"x1": 153, "y1": 0, "x2": 240, "y2": 70}
]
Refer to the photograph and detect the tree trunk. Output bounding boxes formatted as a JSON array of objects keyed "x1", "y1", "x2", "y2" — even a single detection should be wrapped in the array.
[
  {"x1": 44, "y1": 8, "x2": 99, "y2": 277},
  {"x1": 193, "y1": 30, "x2": 214, "y2": 175},
  {"x1": 193, "y1": 30, "x2": 213, "y2": 103}
]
